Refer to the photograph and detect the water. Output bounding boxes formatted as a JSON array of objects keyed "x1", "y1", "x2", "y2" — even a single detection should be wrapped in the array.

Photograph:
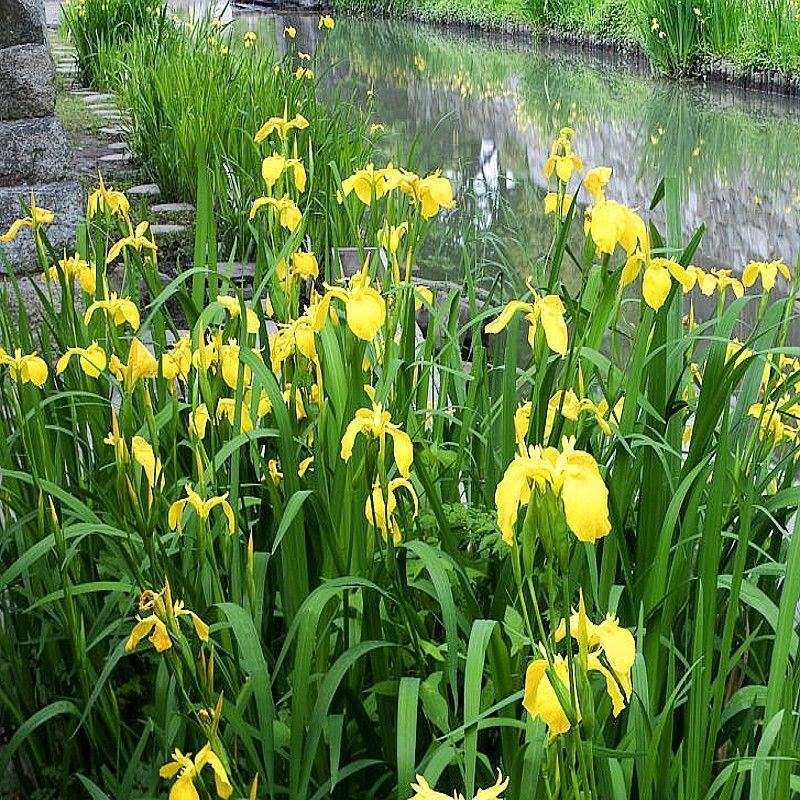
[{"x1": 218, "y1": 7, "x2": 800, "y2": 275}]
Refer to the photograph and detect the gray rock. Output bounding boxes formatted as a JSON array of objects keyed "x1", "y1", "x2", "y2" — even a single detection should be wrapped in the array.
[
  {"x1": 149, "y1": 223, "x2": 186, "y2": 235},
  {"x1": 151, "y1": 202, "x2": 194, "y2": 214},
  {"x1": 126, "y1": 183, "x2": 160, "y2": 198},
  {"x1": 98, "y1": 152, "x2": 130, "y2": 163},
  {"x1": 0, "y1": 179, "x2": 83, "y2": 273},
  {"x1": 106, "y1": 141, "x2": 128, "y2": 151},
  {"x1": 0, "y1": 0, "x2": 48, "y2": 48},
  {"x1": 0, "y1": 117, "x2": 70, "y2": 186},
  {"x1": 0, "y1": 44, "x2": 56, "y2": 120}
]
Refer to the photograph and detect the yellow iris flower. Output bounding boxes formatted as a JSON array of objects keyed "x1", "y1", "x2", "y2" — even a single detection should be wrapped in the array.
[
  {"x1": 524, "y1": 593, "x2": 636, "y2": 736},
  {"x1": 84, "y1": 292, "x2": 140, "y2": 330},
  {"x1": 217, "y1": 295, "x2": 259, "y2": 335},
  {"x1": 365, "y1": 477, "x2": 419, "y2": 544},
  {"x1": 161, "y1": 336, "x2": 193, "y2": 382},
  {"x1": 543, "y1": 389, "x2": 624, "y2": 438},
  {"x1": 496, "y1": 436, "x2": 610, "y2": 545},
  {"x1": 168, "y1": 484, "x2": 236, "y2": 535},
  {"x1": 131, "y1": 435, "x2": 162, "y2": 489},
  {"x1": 108, "y1": 338, "x2": 158, "y2": 387},
  {"x1": 189, "y1": 403, "x2": 211, "y2": 440},
  {"x1": 585, "y1": 199, "x2": 648, "y2": 257},
  {"x1": 0, "y1": 347, "x2": 48, "y2": 387},
  {"x1": 244, "y1": 30, "x2": 256, "y2": 47},
  {"x1": 283, "y1": 26, "x2": 296, "y2": 38},
  {"x1": 543, "y1": 129, "x2": 582, "y2": 183},
  {"x1": 316, "y1": 269, "x2": 386, "y2": 341},
  {"x1": 106, "y1": 220, "x2": 157, "y2": 264},
  {"x1": 216, "y1": 397, "x2": 254, "y2": 433},
  {"x1": 56, "y1": 342, "x2": 107, "y2": 378},
  {"x1": 409, "y1": 770, "x2": 508, "y2": 800},
  {"x1": 42, "y1": 251, "x2": 96, "y2": 294},
  {"x1": 742, "y1": 259, "x2": 790, "y2": 292},
  {"x1": 160, "y1": 744, "x2": 232, "y2": 800},
  {"x1": 319, "y1": 14, "x2": 334, "y2": 28},
  {"x1": 0, "y1": 193, "x2": 54, "y2": 242},
  {"x1": 583, "y1": 166, "x2": 612, "y2": 202},
  {"x1": 341, "y1": 402, "x2": 413, "y2": 478},
  {"x1": 622, "y1": 254, "x2": 693, "y2": 312},
  {"x1": 126, "y1": 581, "x2": 209, "y2": 654},
  {"x1": 341, "y1": 163, "x2": 391, "y2": 205},
  {"x1": 87, "y1": 172, "x2": 130, "y2": 219},
  {"x1": 261, "y1": 152, "x2": 307, "y2": 192},
  {"x1": 269, "y1": 310, "x2": 318, "y2": 373},
  {"x1": 249, "y1": 194, "x2": 302, "y2": 231},
  {"x1": 277, "y1": 251, "x2": 319, "y2": 287},
  {"x1": 379, "y1": 221, "x2": 408, "y2": 254},
  {"x1": 485, "y1": 286, "x2": 568, "y2": 356},
  {"x1": 543, "y1": 193, "x2": 574, "y2": 217},
  {"x1": 254, "y1": 112, "x2": 308, "y2": 143}
]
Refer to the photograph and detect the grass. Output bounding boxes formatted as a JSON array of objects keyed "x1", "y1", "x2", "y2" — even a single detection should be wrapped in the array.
[
  {"x1": 333, "y1": 0, "x2": 800, "y2": 75},
  {"x1": 1, "y1": 2, "x2": 800, "y2": 800}
]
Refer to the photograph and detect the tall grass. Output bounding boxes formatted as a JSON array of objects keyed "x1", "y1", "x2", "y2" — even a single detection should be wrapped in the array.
[{"x1": 1, "y1": 88, "x2": 799, "y2": 800}]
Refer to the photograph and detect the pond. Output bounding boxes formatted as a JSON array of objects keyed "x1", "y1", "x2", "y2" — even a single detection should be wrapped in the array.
[{"x1": 187, "y1": 2, "x2": 800, "y2": 287}]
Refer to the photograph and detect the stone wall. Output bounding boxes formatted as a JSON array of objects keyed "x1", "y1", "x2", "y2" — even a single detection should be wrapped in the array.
[{"x1": 0, "y1": 0, "x2": 81, "y2": 271}]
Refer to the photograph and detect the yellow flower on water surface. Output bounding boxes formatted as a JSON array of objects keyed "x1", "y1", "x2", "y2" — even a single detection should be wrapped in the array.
[
  {"x1": 84, "y1": 292, "x2": 140, "y2": 330},
  {"x1": 622, "y1": 254, "x2": 693, "y2": 312},
  {"x1": 496, "y1": 436, "x2": 610, "y2": 545},
  {"x1": 742, "y1": 259, "x2": 791, "y2": 292},
  {"x1": 254, "y1": 112, "x2": 308, "y2": 143},
  {"x1": 365, "y1": 477, "x2": 419, "y2": 544},
  {"x1": 216, "y1": 397, "x2": 254, "y2": 433},
  {"x1": 586, "y1": 199, "x2": 648, "y2": 257},
  {"x1": 217, "y1": 295, "x2": 259, "y2": 335},
  {"x1": 0, "y1": 194, "x2": 54, "y2": 242},
  {"x1": 108, "y1": 338, "x2": 158, "y2": 387},
  {"x1": 131, "y1": 435, "x2": 162, "y2": 489},
  {"x1": 341, "y1": 402, "x2": 413, "y2": 478},
  {"x1": 42, "y1": 252, "x2": 96, "y2": 294},
  {"x1": 87, "y1": 172, "x2": 130, "y2": 219},
  {"x1": 106, "y1": 220, "x2": 157, "y2": 264},
  {"x1": 56, "y1": 342, "x2": 107, "y2": 378},
  {"x1": 189, "y1": 403, "x2": 210, "y2": 440},
  {"x1": 249, "y1": 194, "x2": 302, "y2": 231},
  {"x1": 409, "y1": 770, "x2": 508, "y2": 800},
  {"x1": 126, "y1": 580, "x2": 209, "y2": 654},
  {"x1": 0, "y1": 347, "x2": 48, "y2": 387},
  {"x1": 316, "y1": 268, "x2": 386, "y2": 341},
  {"x1": 283, "y1": 25, "x2": 296, "y2": 38},
  {"x1": 160, "y1": 744, "x2": 232, "y2": 800},
  {"x1": 583, "y1": 166, "x2": 612, "y2": 202},
  {"x1": 244, "y1": 30, "x2": 256, "y2": 47},
  {"x1": 379, "y1": 221, "x2": 408, "y2": 254},
  {"x1": 485, "y1": 285, "x2": 568, "y2": 356},
  {"x1": 544, "y1": 192, "x2": 574, "y2": 217},
  {"x1": 261, "y1": 152, "x2": 307, "y2": 192},
  {"x1": 168, "y1": 484, "x2": 236, "y2": 535},
  {"x1": 544, "y1": 128, "x2": 582, "y2": 183},
  {"x1": 319, "y1": 14, "x2": 334, "y2": 29},
  {"x1": 161, "y1": 336, "x2": 192, "y2": 382}
]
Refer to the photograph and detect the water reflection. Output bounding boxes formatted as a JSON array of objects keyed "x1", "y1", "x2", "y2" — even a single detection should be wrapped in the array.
[{"x1": 233, "y1": 6, "x2": 800, "y2": 278}]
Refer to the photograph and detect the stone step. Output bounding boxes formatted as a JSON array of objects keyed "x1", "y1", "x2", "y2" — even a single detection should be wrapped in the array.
[
  {"x1": 150, "y1": 223, "x2": 187, "y2": 236},
  {"x1": 107, "y1": 141, "x2": 128, "y2": 151},
  {"x1": 150, "y1": 202, "x2": 194, "y2": 214},
  {"x1": 82, "y1": 92, "x2": 114, "y2": 104},
  {"x1": 98, "y1": 152, "x2": 130, "y2": 164},
  {"x1": 98, "y1": 125, "x2": 125, "y2": 136},
  {"x1": 126, "y1": 183, "x2": 160, "y2": 198}
]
